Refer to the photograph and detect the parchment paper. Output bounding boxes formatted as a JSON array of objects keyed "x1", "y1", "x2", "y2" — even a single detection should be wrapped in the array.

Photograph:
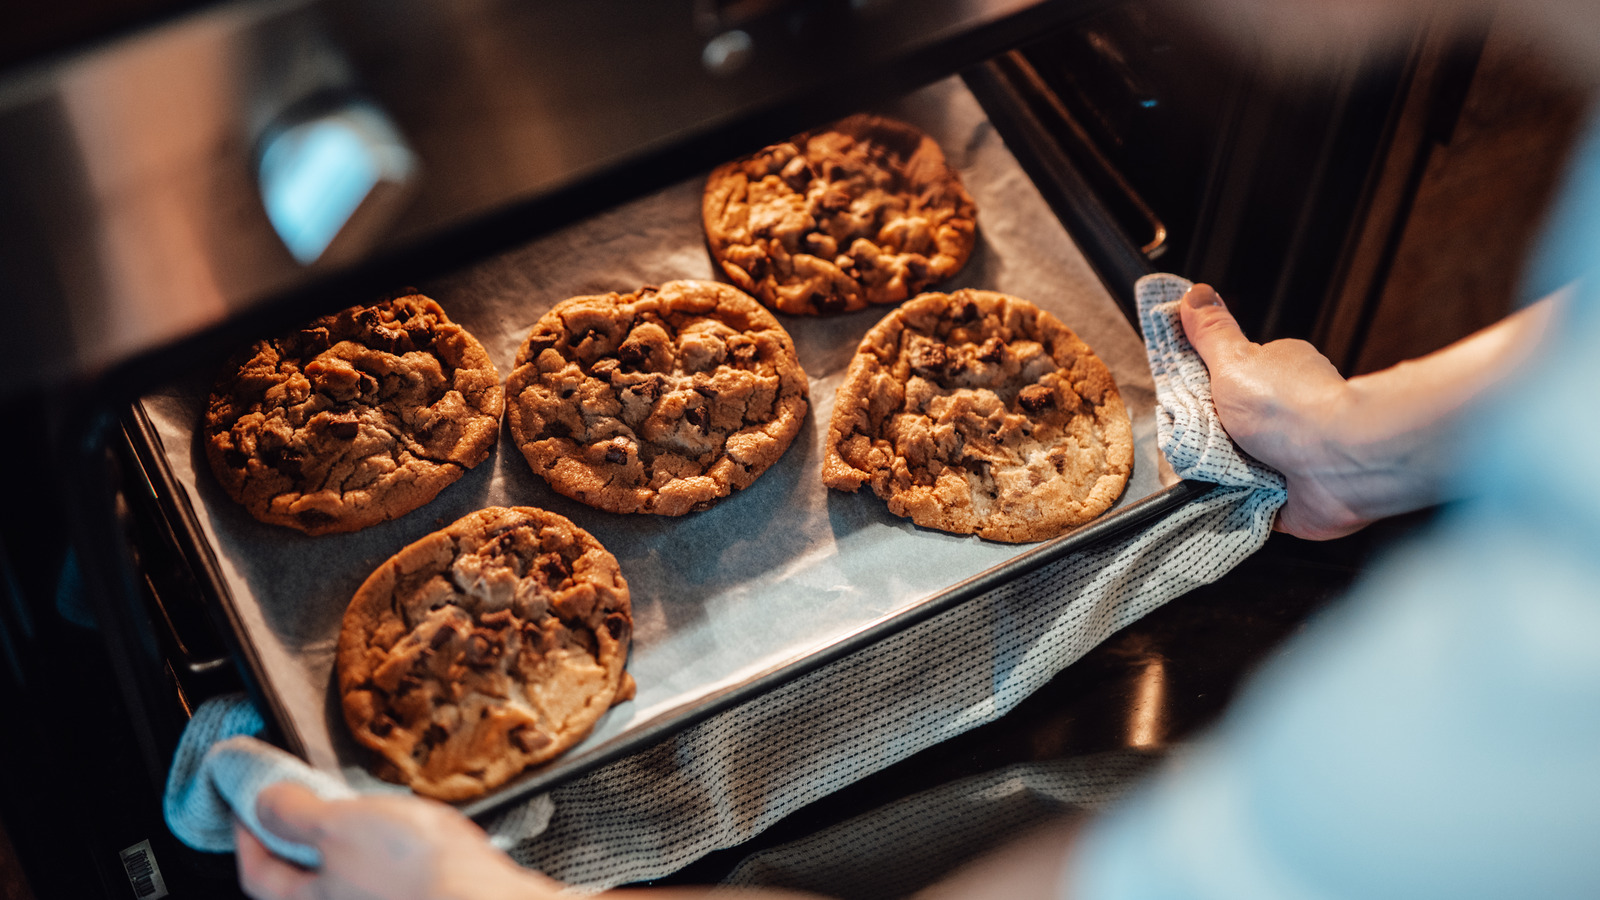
[{"x1": 138, "y1": 76, "x2": 1163, "y2": 801}]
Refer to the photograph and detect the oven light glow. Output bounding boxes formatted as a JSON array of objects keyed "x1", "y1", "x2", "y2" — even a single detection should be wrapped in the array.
[{"x1": 257, "y1": 102, "x2": 416, "y2": 265}]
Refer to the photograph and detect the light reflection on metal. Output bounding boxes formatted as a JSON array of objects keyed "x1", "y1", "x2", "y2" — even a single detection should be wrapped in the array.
[
  {"x1": 1127, "y1": 655, "x2": 1167, "y2": 749},
  {"x1": 702, "y1": 29, "x2": 755, "y2": 76},
  {"x1": 258, "y1": 100, "x2": 417, "y2": 265}
]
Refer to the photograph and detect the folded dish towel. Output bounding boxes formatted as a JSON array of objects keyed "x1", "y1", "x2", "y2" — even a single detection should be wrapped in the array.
[
  {"x1": 163, "y1": 695, "x2": 354, "y2": 868},
  {"x1": 164, "y1": 694, "x2": 554, "y2": 867},
  {"x1": 162, "y1": 272, "x2": 1285, "y2": 888},
  {"x1": 1136, "y1": 273, "x2": 1288, "y2": 491}
]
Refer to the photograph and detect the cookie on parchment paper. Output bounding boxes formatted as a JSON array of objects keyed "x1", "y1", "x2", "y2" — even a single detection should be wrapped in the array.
[
  {"x1": 204, "y1": 293, "x2": 502, "y2": 535},
  {"x1": 506, "y1": 280, "x2": 809, "y2": 516},
  {"x1": 702, "y1": 114, "x2": 977, "y2": 316},
  {"x1": 823, "y1": 289, "x2": 1132, "y2": 543},
  {"x1": 338, "y1": 505, "x2": 633, "y2": 802}
]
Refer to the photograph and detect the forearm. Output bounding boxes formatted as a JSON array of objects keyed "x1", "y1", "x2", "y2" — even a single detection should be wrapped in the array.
[{"x1": 1308, "y1": 293, "x2": 1560, "y2": 524}]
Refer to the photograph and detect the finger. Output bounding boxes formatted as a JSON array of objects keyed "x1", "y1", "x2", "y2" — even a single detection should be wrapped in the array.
[
  {"x1": 235, "y1": 819, "x2": 316, "y2": 900},
  {"x1": 1178, "y1": 284, "x2": 1254, "y2": 367},
  {"x1": 256, "y1": 782, "x2": 332, "y2": 847}
]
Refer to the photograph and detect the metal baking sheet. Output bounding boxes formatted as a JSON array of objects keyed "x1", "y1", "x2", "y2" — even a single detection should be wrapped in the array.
[{"x1": 136, "y1": 75, "x2": 1184, "y2": 815}]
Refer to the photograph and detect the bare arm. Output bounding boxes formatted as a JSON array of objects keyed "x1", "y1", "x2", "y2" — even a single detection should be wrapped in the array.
[{"x1": 1178, "y1": 283, "x2": 1560, "y2": 539}]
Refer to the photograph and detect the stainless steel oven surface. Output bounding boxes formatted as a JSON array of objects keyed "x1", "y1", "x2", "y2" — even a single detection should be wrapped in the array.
[{"x1": 3, "y1": 0, "x2": 1549, "y2": 896}]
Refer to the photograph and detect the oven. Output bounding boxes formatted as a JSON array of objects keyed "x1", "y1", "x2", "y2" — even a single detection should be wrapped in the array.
[{"x1": 0, "y1": 1, "x2": 1573, "y2": 897}]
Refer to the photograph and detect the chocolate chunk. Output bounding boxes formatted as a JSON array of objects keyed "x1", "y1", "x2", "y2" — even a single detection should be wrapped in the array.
[
  {"x1": 369, "y1": 717, "x2": 394, "y2": 737},
  {"x1": 817, "y1": 293, "x2": 849, "y2": 315},
  {"x1": 464, "y1": 632, "x2": 499, "y2": 668},
  {"x1": 604, "y1": 613, "x2": 628, "y2": 640},
  {"x1": 295, "y1": 508, "x2": 334, "y2": 528},
  {"x1": 264, "y1": 445, "x2": 305, "y2": 478},
  {"x1": 538, "y1": 555, "x2": 570, "y2": 585},
  {"x1": 421, "y1": 723, "x2": 449, "y2": 747},
  {"x1": 510, "y1": 726, "x2": 552, "y2": 754},
  {"x1": 404, "y1": 321, "x2": 436, "y2": 350},
  {"x1": 977, "y1": 337, "x2": 1006, "y2": 363},
  {"x1": 371, "y1": 325, "x2": 408, "y2": 354},
  {"x1": 526, "y1": 333, "x2": 558, "y2": 356},
  {"x1": 1018, "y1": 384, "x2": 1055, "y2": 413},
  {"x1": 628, "y1": 378, "x2": 662, "y2": 402},
  {"x1": 618, "y1": 341, "x2": 648, "y2": 368},
  {"x1": 910, "y1": 342, "x2": 948, "y2": 374},
  {"x1": 429, "y1": 626, "x2": 456, "y2": 650},
  {"x1": 686, "y1": 406, "x2": 710, "y2": 431},
  {"x1": 605, "y1": 441, "x2": 629, "y2": 464},
  {"x1": 327, "y1": 417, "x2": 360, "y2": 440}
]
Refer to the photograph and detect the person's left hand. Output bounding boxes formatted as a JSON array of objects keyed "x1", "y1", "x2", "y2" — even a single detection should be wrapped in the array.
[{"x1": 235, "y1": 782, "x2": 561, "y2": 900}]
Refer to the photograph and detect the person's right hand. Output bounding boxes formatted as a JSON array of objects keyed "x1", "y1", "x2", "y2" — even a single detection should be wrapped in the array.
[
  {"x1": 1178, "y1": 283, "x2": 1369, "y2": 539},
  {"x1": 1178, "y1": 282, "x2": 1558, "y2": 539}
]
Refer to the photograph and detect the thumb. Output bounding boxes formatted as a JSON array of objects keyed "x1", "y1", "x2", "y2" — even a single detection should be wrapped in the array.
[
  {"x1": 255, "y1": 782, "x2": 332, "y2": 847},
  {"x1": 1178, "y1": 284, "x2": 1253, "y2": 368}
]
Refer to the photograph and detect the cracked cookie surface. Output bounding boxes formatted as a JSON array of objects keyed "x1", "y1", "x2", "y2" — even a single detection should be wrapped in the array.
[
  {"x1": 204, "y1": 294, "x2": 503, "y2": 535},
  {"x1": 823, "y1": 290, "x2": 1132, "y2": 543},
  {"x1": 338, "y1": 505, "x2": 633, "y2": 802},
  {"x1": 702, "y1": 114, "x2": 976, "y2": 316},
  {"x1": 506, "y1": 280, "x2": 809, "y2": 516}
]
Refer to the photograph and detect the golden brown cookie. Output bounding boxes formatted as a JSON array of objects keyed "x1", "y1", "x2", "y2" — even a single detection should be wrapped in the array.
[
  {"x1": 702, "y1": 114, "x2": 977, "y2": 316},
  {"x1": 823, "y1": 290, "x2": 1132, "y2": 543},
  {"x1": 506, "y1": 280, "x2": 809, "y2": 516},
  {"x1": 338, "y1": 506, "x2": 633, "y2": 802},
  {"x1": 204, "y1": 294, "x2": 502, "y2": 535}
]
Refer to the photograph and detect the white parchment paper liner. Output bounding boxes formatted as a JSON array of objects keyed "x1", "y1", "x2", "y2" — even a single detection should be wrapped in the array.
[{"x1": 141, "y1": 76, "x2": 1169, "y2": 848}]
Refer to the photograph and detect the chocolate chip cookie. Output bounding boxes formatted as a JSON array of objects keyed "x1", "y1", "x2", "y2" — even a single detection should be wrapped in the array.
[
  {"x1": 506, "y1": 280, "x2": 809, "y2": 516},
  {"x1": 338, "y1": 506, "x2": 634, "y2": 802},
  {"x1": 823, "y1": 290, "x2": 1132, "y2": 543},
  {"x1": 204, "y1": 294, "x2": 502, "y2": 535},
  {"x1": 702, "y1": 114, "x2": 977, "y2": 316}
]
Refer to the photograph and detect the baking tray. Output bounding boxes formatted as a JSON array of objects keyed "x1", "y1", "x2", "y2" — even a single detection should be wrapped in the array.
[{"x1": 132, "y1": 76, "x2": 1201, "y2": 819}]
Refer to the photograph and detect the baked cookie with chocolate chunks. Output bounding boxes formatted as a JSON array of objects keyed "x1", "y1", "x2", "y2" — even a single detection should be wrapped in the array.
[
  {"x1": 507, "y1": 280, "x2": 809, "y2": 516},
  {"x1": 339, "y1": 505, "x2": 634, "y2": 802},
  {"x1": 702, "y1": 114, "x2": 977, "y2": 316},
  {"x1": 204, "y1": 293, "x2": 502, "y2": 535},
  {"x1": 823, "y1": 289, "x2": 1132, "y2": 543}
]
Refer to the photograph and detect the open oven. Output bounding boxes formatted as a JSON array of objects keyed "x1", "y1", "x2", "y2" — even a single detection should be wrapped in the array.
[{"x1": 0, "y1": 1, "x2": 1559, "y2": 896}]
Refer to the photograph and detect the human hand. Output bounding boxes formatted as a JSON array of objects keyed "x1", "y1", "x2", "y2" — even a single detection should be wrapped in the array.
[
  {"x1": 235, "y1": 782, "x2": 562, "y2": 900},
  {"x1": 1177, "y1": 282, "x2": 1561, "y2": 538},
  {"x1": 1177, "y1": 284, "x2": 1371, "y2": 539}
]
